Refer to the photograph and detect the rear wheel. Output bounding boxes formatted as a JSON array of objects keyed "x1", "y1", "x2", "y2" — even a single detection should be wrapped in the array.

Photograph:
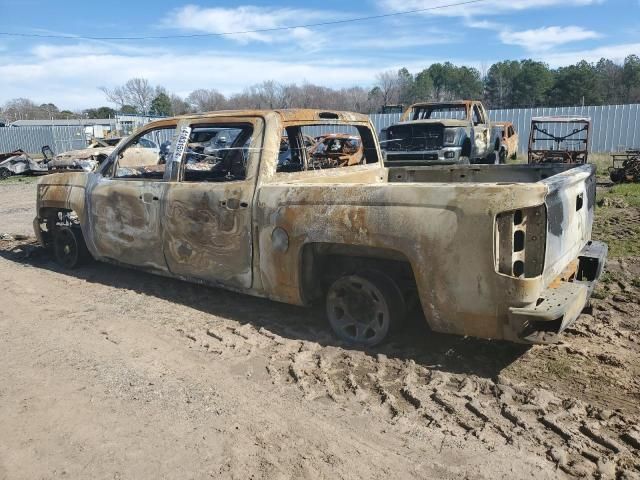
[
  {"x1": 0, "y1": 167, "x2": 11, "y2": 180},
  {"x1": 53, "y1": 225, "x2": 89, "y2": 269},
  {"x1": 326, "y1": 271, "x2": 406, "y2": 347}
]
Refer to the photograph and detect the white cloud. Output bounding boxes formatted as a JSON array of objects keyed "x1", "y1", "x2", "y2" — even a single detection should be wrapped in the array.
[
  {"x1": 0, "y1": 44, "x2": 389, "y2": 109},
  {"x1": 500, "y1": 26, "x2": 602, "y2": 51},
  {"x1": 164, "y1": 4, "x2": 330, "y2": 45},
  {"x1": 351, "y1": 32, "x2": 459, "y2": 49},
  {"x1": 534, "y1": 42, "x2": 640, "y2": 67},
  {"x1": 377, "y1": 0, "x2": 604, "y2": 17}
]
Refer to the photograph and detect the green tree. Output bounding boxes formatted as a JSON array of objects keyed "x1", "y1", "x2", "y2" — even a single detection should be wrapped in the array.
[
  {"x1": 150, "y1": 93, "x2": 172, "y2": 116},
  {"x1": 623, "y1": 55, "x2": 640, "y2": 102},
  {"x1": 452, "y1": 66, "x2": 483, "y2": 99},
  {"x1": 84, "y1": 106, "x2": 117, "y2": 118},
  {"x1": 485, "y1": 60, "x2": 522, "y2": 108},
  {"x1": 120, "y1": 105, "x2": 138, "y2": 115},
  {"x1": 512, "y1": 60, "x2": 553, "y2": 107},
  {"x1": 596, "y1": 58, "x2": 624, "y2": 104},
  {"x1": 410, "y1": 69, "x2": 433, "y2": 103},
  {"x1": 397, "y1": 67, "x2": 415, "y2": 105},
  {"x1": 551, "y1": 61, "x2": 601, "y2": 106},
  {"x1": 427, "y1": 62, "x2": 457, "y2": 100},
  {"x1": 426, "y1": 62, "x2": 482, "y2": 100}
]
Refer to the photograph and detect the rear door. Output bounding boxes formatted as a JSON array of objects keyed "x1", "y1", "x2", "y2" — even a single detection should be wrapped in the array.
[
  {"x1": 87, "y1": 124, "x2": 176, "y2": 271},
  {"x1": 161, "y1": 117, "x2": 263, "y2": 289}
]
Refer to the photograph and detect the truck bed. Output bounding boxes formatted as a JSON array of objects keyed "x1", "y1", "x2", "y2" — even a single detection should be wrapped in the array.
[{"x1": 387, "y1": 163, "x2": 580, "y2": 184}]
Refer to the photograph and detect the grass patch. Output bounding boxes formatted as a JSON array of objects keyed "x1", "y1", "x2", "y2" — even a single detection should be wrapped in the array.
[
  {"x1": 593, "y1": 205, "x2": 640, "y2": 258},
  {"x1": 602, "y1": 183, "x2": 640, "y2": 207},
  {"x1": 589, "y1": 153, "x2": 611, "y2": 178}
]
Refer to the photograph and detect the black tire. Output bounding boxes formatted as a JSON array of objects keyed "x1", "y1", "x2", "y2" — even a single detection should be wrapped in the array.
[
  {"x1": 485, "y1": 152, "x2": 498, "y2": 164},
  {"x1": 0, "y1": 167, "x2": 11, "y2": 180},
  {"x1": 609, "y1": 168, "x2": 625, "y2": 184},
  {"x1": 499, "y1": 148, "x2": 507, "y2": 164},
  {"x1": 326, "y1": 270, "x2": 406, "y2": 347},
  {"x1": 510, "y1": 152, "x2": 518, "y2": 161},
  {"x1": 53, "y1": 225, "x2": 90, "y2": 269}
]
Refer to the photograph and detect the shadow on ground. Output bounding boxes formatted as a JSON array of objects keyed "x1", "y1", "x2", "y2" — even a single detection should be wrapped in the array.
[{"x1": 0, "y1": 239, "x2": 529, "y2": 379}]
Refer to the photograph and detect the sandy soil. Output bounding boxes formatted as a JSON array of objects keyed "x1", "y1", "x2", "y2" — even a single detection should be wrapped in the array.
[
  {"x1": 0, "y1": 182, "x2": 638, "y2": 479},
  {"x1": 0, "y1": 181, "x2": 37, "y2": 237}
]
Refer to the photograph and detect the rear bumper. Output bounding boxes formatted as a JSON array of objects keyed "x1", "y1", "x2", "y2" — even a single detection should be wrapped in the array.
[{"x1": 510, "y1": 241, "x2": 607, "y2": 344}]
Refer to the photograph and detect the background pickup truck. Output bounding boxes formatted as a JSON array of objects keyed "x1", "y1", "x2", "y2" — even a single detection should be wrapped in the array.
[
  {"x1": 35, "y1": 109, "x2": 606, "y2": 346},
  {"x1": 380, "y1": 100, "x2": 502, "y2": 166}
]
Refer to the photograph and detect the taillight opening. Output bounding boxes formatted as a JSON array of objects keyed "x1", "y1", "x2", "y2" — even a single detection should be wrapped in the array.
[{"x1": 496, "y1": 205, "x2": 547, "y2": 278}]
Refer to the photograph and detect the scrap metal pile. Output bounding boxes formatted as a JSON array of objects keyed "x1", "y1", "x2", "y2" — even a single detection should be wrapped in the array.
[
  {"x1": 609, "y1": 149, "x2": 640, "y2": 183},
  {"x1": 0, "y1": 149, "x2": 48, "y2": 179}
]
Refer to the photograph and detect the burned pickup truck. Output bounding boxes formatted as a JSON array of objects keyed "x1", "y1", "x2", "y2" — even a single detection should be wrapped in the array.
[
  {"x1": 380, "y1": 100, "x2": 501, "y2": 165},
  {"x1": 34, "y1": 109, "x2": 606, "y2": 346}
]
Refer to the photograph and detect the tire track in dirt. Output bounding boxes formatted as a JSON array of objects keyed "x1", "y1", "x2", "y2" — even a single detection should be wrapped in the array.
[{"x1": 182, "y1": 316, "x2": 640, "y2": 479}]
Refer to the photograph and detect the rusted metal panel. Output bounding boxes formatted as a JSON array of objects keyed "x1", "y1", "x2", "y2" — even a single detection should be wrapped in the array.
[{"x1": 33, "y1": 108, "x2": 603, "y2": 344}]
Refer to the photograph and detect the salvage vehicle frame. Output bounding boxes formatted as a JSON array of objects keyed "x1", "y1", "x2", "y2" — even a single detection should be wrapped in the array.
[
  {"x1": 528, "y1": 116, "x2": 591, "y2": 164},
  {"x1": 0, "y1": 149, "x2": 48, "y2": 179},
  {"x1": 381, "y1": 100, "x2": 500, "y2": 166},
  {"x1": 34, "y1": 109, "x2": 606, "y2": 346}
]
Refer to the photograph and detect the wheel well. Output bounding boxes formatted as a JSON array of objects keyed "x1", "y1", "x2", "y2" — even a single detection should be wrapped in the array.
[
  {"x1": 37, "y1": 208, "x2": 81, "y2": 247},
  {"x1": 300, "y1": 243, "x2": 419, "y2": 306}
]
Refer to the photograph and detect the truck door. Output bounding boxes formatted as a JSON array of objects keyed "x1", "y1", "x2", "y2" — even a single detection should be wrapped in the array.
[
  {"x1": 87, "y1": 124, "x2": 177, "y2": 271},
  {"x1": 472, "y1": 104, "x2": 490, "y2": 158},
  {"x1": 161, "y1": 118, "x2": 263, "y2": 289}
]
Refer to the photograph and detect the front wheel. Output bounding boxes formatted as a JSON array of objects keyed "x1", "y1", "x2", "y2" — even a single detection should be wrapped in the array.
[
  {"x1": 326, "y1": 271, "x2": 406, "y2": 347},
  {"x1": 499, "y1": 148, "x2": 507, "y2": 164},
  {"x1": 0, "y1": 167, "x2": 11, "y2": 180},
  {"x1": 53, "y1": 225, "x2": 90, "y2": 269}
]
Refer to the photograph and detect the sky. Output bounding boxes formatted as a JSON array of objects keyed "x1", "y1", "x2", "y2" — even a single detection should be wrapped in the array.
[{"x1": 0, "y1": 0, "x2": 638, "y2": 110}]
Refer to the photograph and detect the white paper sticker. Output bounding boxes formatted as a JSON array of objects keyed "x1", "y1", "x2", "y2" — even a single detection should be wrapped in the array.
[{"x1": 172, "y1": 126, "x2": 192, "y2": 164}]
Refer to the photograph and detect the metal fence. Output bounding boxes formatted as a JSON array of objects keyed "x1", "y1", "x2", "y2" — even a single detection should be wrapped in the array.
[
  {"x1": 3, "y1": 103, "x2": 639, "y2": 155},
  {"x1": 368, "y1": 104, "x2": 640, "y2": 154},
  {"x1": 0, "y1": 126, "x2": 87, "y2": 155}
]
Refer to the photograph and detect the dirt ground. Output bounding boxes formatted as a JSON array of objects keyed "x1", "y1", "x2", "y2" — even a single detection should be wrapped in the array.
[{"x1": 0, "y1": 180, "x2": 639, "y2": 479}]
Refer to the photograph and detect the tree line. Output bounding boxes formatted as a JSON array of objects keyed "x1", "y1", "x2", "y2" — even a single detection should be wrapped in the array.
[{"x1": 2, "y1": 55, "x2": 640, "y2": 121}]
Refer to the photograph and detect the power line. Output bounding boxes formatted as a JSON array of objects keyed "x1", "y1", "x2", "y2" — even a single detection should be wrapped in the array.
[{"x1": 0, "y1": 0, "x2": 486, "y2": 41}]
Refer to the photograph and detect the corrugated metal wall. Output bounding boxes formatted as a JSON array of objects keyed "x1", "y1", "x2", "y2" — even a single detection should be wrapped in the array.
[
  {"x1": 0, "y1": 126, "x2": 87, "y2": 155},
  {"x1": 3, "y1": 103, "x2": 639, "y2": 155}
]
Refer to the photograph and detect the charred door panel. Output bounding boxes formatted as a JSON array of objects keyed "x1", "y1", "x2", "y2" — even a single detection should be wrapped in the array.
[
  {"x1": 162, "y1": 182, "x2": 253, "y2": 288},
  {"x1": 88, "y1": 178, "x2": 167, "y2": 271}
]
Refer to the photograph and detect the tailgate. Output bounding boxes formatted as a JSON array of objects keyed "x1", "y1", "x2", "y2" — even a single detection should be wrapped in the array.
[{"x1": 542, "y1": 164, "x2": 596, "y2": 284}]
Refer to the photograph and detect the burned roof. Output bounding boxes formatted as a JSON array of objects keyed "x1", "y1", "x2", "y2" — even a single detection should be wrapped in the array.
[
  {"x1": 406, "y1": 100, "x2": 476, "y2": 109},
  {"x1": 158, "y1": 109, "x2": 371, "y2": 125}
]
